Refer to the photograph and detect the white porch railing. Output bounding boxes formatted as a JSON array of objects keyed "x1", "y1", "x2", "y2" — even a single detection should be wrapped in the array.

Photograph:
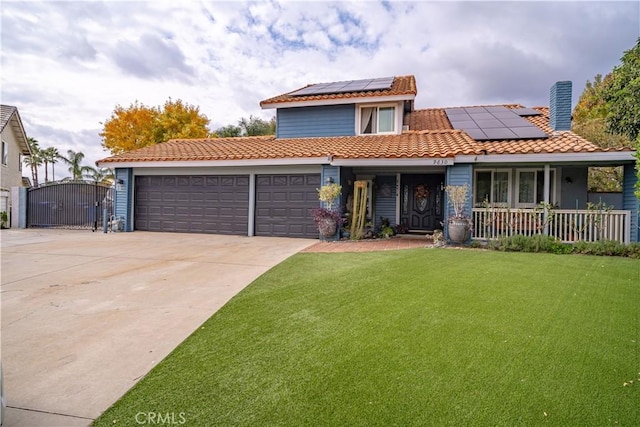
[{"x1": 472, "y1": 208, "x2": 631, "y2": 244}]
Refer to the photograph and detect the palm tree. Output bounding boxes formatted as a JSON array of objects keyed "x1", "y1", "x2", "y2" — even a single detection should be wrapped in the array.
[
  {"x1": 42, "y1": 147, "x2": 60, "y2": 182},
  {"x1": 83, "y1": 166, "x2": 115, "y2": 185},
  {"x1": 24, "y1": 138, "x2": 43, "y2": 186},
  {"x1": 62, "y1": 149, "x2": 86, "y2": 180}
]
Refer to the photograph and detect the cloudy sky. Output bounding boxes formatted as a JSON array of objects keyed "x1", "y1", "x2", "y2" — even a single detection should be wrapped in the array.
[{"x1": 1, "y1": 0, "x2": 638, "y2": 177}]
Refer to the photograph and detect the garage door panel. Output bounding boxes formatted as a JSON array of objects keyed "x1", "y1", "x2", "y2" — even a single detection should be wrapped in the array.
[
  {"x1": 255, "y1": 173, "x2": 320, "y2": 238},
  {"x1": 306, "y1": 175, "x2": 321, "y2": 186},
  {"x1": 135, "y1": 175, "x2": 248, "y2": 234}
]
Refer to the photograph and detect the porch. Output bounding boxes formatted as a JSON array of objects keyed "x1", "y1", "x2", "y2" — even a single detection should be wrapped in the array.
[{"x1": 472, "y1": 207, "x2": 632, "y2": 244}]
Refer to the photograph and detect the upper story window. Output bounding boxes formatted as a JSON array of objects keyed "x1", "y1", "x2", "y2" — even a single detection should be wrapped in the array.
[
  {"x1": 359, "y1": 105, "x2": 396, "y2": 134},
  {"x1": 1, "y1": 141, "x2": 8, "y2": 166}
]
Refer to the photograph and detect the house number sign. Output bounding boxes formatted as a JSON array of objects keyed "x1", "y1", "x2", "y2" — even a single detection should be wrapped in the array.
[{"x1": 431, "y1": 159, "x2": 452, "y2": 166}]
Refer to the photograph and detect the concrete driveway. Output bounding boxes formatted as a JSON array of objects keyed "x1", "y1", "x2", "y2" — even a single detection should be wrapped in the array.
[{"x1": 1, "y1": 229, "x2": 315, "y2": 426}]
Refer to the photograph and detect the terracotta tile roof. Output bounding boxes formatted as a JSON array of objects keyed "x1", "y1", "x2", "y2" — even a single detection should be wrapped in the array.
[
  {"x1": 260, "y1": 75, "x2": 417, "y2": 107},
  {"x1": 404, "y1": 108, "x2": 453, "y2": 131},
  {"x1": 99, "y1": 131, "x2": 477, "y2": 164},
  {"x1": 99, "y1": 104, "x2": 633, "y2": 165}
]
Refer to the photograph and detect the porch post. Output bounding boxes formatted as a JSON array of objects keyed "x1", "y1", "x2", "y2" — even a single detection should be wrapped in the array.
[{"x1": 543, "y1": 164, "x2": 550, "y2": 235}]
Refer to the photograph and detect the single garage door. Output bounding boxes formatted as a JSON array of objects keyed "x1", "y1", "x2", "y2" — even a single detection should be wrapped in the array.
[
  {"x1": 255, "y1": 174, "x2": 321, "y2": 238},
  {"x1": 135, "y1": 175, "x2": 249, "y2": 234}
]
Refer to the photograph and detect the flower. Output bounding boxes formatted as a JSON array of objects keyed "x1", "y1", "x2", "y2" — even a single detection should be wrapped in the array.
[{"x1": 309, "y1": 207, "x2": 342, "y2": 226}]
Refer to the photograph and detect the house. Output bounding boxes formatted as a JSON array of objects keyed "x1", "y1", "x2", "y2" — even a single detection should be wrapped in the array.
[
  {"x1": 98, "y1": 76, "x2": 638, "y2": 243},
  {"x1": 1, "y1": 105, "x2": 31, "y2": 227}
]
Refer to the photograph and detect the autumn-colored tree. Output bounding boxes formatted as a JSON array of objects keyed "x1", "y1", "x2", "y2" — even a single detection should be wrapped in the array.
[
  {"x1": 153, "y1": 99, "x2": 211, "y2": 143},
  {"x1": 100, "y1": 99, "x2": 211, "y2": 155}
]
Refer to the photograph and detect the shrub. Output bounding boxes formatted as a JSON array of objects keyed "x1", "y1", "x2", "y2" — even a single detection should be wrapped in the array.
[
  {"x1": 488, "y1": 234, "x2": 570, "y2": 254},
  {"x1": 573, "y1": 240, "x2": 627, "y2": 257},
  {"x1": 487, "y1": 236, "x2": 635, "y2": 258}
]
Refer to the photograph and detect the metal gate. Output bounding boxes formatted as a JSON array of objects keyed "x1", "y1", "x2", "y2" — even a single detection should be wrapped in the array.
[{"x1": 27, "y1": 181, "x2": 113, "y2": 230}]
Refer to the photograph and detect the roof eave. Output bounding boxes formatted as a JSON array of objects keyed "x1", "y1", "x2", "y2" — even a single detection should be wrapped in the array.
[
  {"x1": 261, "y1": 94, "x2": 416, "y2": 110},
  {"x1": 96, "y1": 157, "x2": 330, "y2": 168},
  {"x1": 2, "y1": 108, "x2": 30, "y2": 155},
  {"x1": 455, "y1": 151, "x2": 636, "y2": 164}
]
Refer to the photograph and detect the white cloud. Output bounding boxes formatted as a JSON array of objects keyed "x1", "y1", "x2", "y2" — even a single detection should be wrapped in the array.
[{"x1": 1, "y1": 0, "x2": 637, "y2": 174}]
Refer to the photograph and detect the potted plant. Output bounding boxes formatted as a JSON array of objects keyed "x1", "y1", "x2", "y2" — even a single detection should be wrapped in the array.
[
  {"x1": 310, "y1": 207, "x2": 342, "y2": 238},
  {"x1": 311, "y1": 182, "x2": 342, "y2": 239},
  {"x1": 0, "y1": 211, "x2": 8, "y2": 229},
  {"x1": 444, "y1": 184, "x2": 472, "y2": 243}
]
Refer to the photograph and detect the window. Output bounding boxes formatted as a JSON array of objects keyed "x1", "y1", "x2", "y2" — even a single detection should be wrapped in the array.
[
  {"x1": 516, "y1": 169, "x2": 555, "y2": 207},
  {"x1": 1, "y1": 141, "x2": 7, "y2": 166},
  {"x1": 474, "y1": 170, "x2": 511, "y2": 206},
  {"x1": 359, "y1": 106, "x2": 395, "y2": 134},
  {"x1": 18, "y1": 153, "x2": 22, "y2": 171}
]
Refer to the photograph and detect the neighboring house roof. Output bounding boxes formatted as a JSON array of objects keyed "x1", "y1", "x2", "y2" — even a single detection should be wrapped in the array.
[
  {"x1": 260, "y1": 75, "x2": 417, "y2": 108},
  {"x1": 0, "y1": 105, "x2": 31, "y2": 155},
  {"x1": 99, "y1": 106, "x2": 632, "y2": 165}
]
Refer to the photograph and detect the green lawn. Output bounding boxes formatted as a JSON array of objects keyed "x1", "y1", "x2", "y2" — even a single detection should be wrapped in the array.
[{"x1": 94, "y1": 250, "x2": 639, "y2": 426}]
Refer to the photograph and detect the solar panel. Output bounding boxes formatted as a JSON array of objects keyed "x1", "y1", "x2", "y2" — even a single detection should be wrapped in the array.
[
  {"x1": 512, "y1": 108, "x2": 542, "y2": 116},
  {"x1": 444, "y1": 106, "x2": 547, "y2": 141},
  {"x1": 289, "y1": 77, "x2": 395, "y2": 97}
]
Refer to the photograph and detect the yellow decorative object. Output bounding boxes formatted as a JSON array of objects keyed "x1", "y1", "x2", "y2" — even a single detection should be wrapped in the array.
[{"x1": 350, "y1": 180, "x2": 369, "y2": 240}]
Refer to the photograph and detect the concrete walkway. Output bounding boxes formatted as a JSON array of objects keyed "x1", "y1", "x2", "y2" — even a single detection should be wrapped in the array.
[{"x1": 0, "y1": 229, "x2": 315, "y2": 427}]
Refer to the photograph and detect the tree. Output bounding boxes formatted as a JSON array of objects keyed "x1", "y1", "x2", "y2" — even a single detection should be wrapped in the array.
[
  {"x1": 62, "y1": 149, "x2": 89, "y2": 180},
  {"x1": 153, "y1": 99, "x2": 210, "y2": 143},
  {"x1": 213, "y1": 115, "x2": 276, "y2": 137},
  {"x1": 572, "y1": 71, "x2": 634, "y2": 192},
  {"x1": 213, "y1": 124, "x2": 242, "y2": 137},
  {"x1": 239, "y1": 115, "x2": 276, "y2": 136},
  {"x1": 41, "y1": 146, "x2": 60, "y2": 182},
  {"x1": 24, "y1": 138, "x2": 43, "y2": 186},
  {"x1": 83, "y1": 166, "x2": 114, "y2": 185},
  {"x1": 100, "y1": 99, "x2": 212, "y2": 155},
  {"x1": 602, "y1": 38, "x2": 640, "y2": 141}
]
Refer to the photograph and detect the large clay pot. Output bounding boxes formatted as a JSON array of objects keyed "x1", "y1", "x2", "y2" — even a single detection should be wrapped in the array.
[
  {"x1": 318, "y1": 217, "x2": 337, "y2": 238},
  {"x1": 448, "y1": 218, "x2": 471, "y2": 243}
]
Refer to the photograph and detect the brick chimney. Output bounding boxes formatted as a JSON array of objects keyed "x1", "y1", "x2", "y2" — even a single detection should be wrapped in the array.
[{"x1": 549, "y1": 81, "x2": 572, "y2": 131}]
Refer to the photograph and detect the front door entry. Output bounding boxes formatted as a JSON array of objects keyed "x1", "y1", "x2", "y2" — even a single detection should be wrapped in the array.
[{"x1": 400, "y1": 174, "x2": 444, "y2": 231}]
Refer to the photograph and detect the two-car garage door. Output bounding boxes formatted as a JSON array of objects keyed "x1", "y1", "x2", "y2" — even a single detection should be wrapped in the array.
[
  {"x1": 135, "y1": 175, "x2": 249, "y2": 234},
  {"x1": 134, "y1": 174, "x2": 320, "y2": 238}
]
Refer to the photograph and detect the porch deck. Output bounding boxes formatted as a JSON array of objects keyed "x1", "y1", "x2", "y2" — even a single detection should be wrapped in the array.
[{"x1": 472, "y1": 207, "x2": 631, "y2": 244}]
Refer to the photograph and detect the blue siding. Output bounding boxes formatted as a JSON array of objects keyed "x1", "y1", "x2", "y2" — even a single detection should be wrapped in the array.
[
  {"x1": 277, "y1": 105, "x2": 355, "y2": 138},
  {"x1": 375, "y1": 175, "x2": 397, "y2": 229},
  {"x1": 115, "y1": 168, "x2": 133, "y2": 231},
  {"x1": 320, "y1": 165, "x2": 341, "y2": 209},
  {"x1": 622, "y1": 163, "x2": 639, "y2": 242},
  {"x1": 320, "y1": 165, "x2": 341, "y2": 241},
  {"x1": 444, "y1": 165, "x2": 473, "y2": 238}
]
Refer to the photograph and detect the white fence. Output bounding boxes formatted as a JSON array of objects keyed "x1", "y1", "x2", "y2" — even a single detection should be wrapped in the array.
[{"x1": 472, "y1": 208, "x2": 631, "y2": 244}]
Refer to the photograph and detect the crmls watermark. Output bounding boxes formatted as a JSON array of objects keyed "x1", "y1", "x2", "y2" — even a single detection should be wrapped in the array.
[{"x1": 135, "y1": 412, "x2": 187, "y2": 425}]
